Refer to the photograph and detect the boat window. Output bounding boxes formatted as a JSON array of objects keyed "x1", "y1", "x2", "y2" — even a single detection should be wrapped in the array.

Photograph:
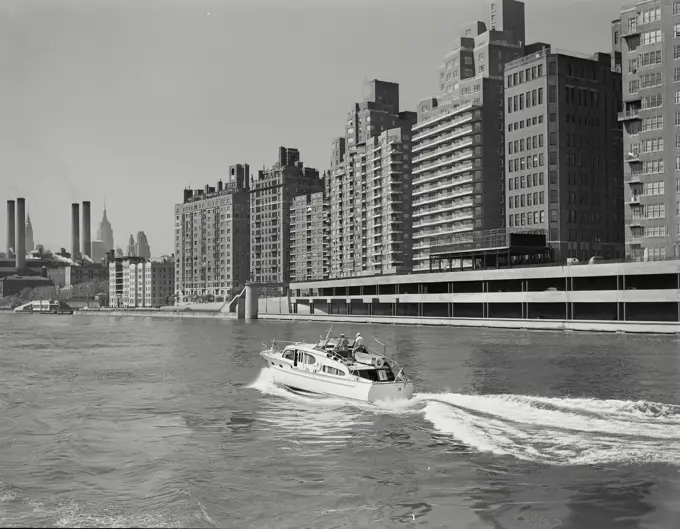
[
  {"x1": 322, "y1": 365, "x2": 345, "y2": 376},
  {"x1": 301, "y1": 353, "x2": 316, "y2": 365},
  {"x1": 377, "y1": 370, "x2": 388, "y2": 382},
  {"x1": 282, "y1": 349, "x2": 294, "y2": 361}
]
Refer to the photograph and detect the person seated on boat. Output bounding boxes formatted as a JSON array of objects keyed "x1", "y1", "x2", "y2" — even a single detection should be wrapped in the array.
[
  {"x1": 335, "y1": 334, "x2": 349, "y2": 354},
  {"x1": 354, "y1": 332, "x2": 367, "y2": 354}
]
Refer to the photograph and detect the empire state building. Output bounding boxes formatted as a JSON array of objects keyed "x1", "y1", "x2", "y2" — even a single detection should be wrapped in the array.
[{"x1": 96, "y1": 206, "x2": 114, "y2": 252}]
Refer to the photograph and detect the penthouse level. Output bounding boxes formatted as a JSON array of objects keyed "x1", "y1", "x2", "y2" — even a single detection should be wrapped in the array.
[{"x1": 287, "y1": 259, "x2": 680, "y2": 325}]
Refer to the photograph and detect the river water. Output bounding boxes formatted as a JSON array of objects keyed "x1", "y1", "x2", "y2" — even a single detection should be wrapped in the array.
[{"x1": 0, "y1": 314, "x2": 679, "y2": 528}]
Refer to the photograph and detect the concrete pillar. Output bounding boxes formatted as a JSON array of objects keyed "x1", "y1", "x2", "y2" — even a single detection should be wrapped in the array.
[
  {"x1": 245, "y1": 284, "x2": 258, "y2": 320},
  {"x1": 16, "y1": 198, "x2": 26, "y2": 272},
  {"x1": 6, "y1": 200, "x2": 15, "y2": 257}
]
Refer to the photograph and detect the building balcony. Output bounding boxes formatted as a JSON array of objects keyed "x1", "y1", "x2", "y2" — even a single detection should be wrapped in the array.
[
  {"x1": 412, "y1": 125, "x2": 474, "y2": 154},
  {"x1": 413, "y1": 171, "x2": 475, "y2": 194},
  {"x1": 626, "y1": 151, "x2": 641, "y2": 163},
  {"x1": 413, "y1": 139, "x2": 474, "y2": 165},
  {"x1": 412, "y1": 102, "x2": 475, "y2": 133},
  {"x1": 627, "y1": 174, "x2": 642, "y2": 184},
  {"x1": 626, "y1": 195, "x2": 642, "y2": 206},
  {"x1": 413, "y1": 211, "x2": 474, "y2": 230},
  {"x1": 412, "y1": 223, "x2": 474, "y2": 241},
  {"x1": 627, "y1": 217, "x2": 643, "y2": 228},
  {"x1": 618, "y1": 109, "x2": 640, "y2": 122},
  {"x1": 413, "y1": 155, "x2": 474, "y2": 177},
  {"x1": 413, "y1": 185, "x2": 475, "y2": 209},
  {"x1": 622, "y1": 27, "x2": 640, "y2": 38}
]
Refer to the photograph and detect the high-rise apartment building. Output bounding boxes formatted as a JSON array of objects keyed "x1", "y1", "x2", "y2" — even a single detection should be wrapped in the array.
[
  {"x1": 504, "y1": 47, "x2": 624, "y2": 260},
  {"x1": 174, "y1": 164, "x2": 250, "y2": 300},
  {"x1": 329, "y1": 79, "x2": 417, "y2": 278},
  {"x1": 290, "y1": 185, "x2": 330, "y2": 282},
  {"x1": 613, "y1": 0, "x2": 680, "y2": 260},
  {"x1": 249, "y1": 147, "x2": 323, "y2": 284},
  {"x1": 411, "y1": 0, "x2": 526, "y2": 270}
]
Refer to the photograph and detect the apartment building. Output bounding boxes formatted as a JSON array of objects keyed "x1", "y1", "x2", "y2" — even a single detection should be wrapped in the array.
[
  {"x1": 174, "y1": 164, "x2": 250, "y2": 301},
  {"x1": 290, "y1": 186, "x2": 330, "y2": 282},
  {"x1": 250, "y1": 147, "x2": 323, "y2": 284},
  {"x1": 411, "y1": 0, "x2": 526, "y2": 270},
  {"x1": 329, "y1": 79, "x2": 416, "y2": 278},
  {"x1": 144, "y1": 259, "x2": 174, "y2": 307},
  {"x1": 505, "y1": 47, "x2": 624, "y2": 261},
  {"x1": 107, "y1": 255, "x2": 145, "y2": 308},
  {"x1": 613, "y1": 0, "x2": 680, "y2": 259}
]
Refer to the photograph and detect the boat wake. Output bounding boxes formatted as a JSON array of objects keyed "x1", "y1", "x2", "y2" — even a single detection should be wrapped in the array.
[{"x1": 249, "y1": 369, "x2": 680, "y2": 466}]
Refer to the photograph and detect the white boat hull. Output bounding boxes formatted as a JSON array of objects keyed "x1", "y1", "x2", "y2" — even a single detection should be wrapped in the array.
[{"x1": 262, "y1": 352, "x2": 413, "y2": 403}]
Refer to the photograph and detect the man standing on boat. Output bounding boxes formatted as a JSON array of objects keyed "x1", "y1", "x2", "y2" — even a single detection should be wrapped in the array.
[{"x1": 354, "y1": 332, "x2": 366, "y2": 353}]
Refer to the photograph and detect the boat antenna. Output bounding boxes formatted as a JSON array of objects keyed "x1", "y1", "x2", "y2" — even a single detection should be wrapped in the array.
[{"x1": 324, "y1": 323, "x2": 335, "y2": 347}]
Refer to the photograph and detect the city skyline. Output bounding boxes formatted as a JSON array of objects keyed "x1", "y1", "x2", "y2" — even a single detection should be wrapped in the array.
[{"x1": 0, "y1": 0, "x2": 623, "y2": 255}]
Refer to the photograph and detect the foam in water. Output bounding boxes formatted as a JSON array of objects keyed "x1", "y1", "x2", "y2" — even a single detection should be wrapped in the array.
[{"x1": 250, "y1": 368, "x2": 680, "y2": 467}]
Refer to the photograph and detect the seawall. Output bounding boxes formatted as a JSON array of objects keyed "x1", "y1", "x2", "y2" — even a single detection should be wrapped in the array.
[
  {"x1": 257, "y1": 312, "x2": 680, "y2": 335},
  {"x1": 71, "y1": 307, "x2": 680, "y2": 334},
  {"x1": 74, "y1": 309, "x2": 235, "y2": 320}
]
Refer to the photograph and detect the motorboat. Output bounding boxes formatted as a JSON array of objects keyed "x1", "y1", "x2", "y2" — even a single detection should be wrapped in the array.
[{"x1": 260, "y1": 331, "x2": 414, "y2": 403}]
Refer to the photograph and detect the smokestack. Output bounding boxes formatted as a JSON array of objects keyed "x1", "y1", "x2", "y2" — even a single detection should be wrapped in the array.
[
  {"x1": 71, "y1": 203, "x2": 80, "y2": 261},
  {"x1": 6, "y1": 200, "x2": 15, "y2": 257},
  {"x1": 82, "y1": 201, "x2": 91, "y2": 258},
  {"x1": 16, "y1": 198, "x2": 26, "y2": 272}
]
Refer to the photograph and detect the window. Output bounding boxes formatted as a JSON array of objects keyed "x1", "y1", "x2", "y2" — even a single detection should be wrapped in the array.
[
  {"x1": 645, "y1": 204, "x2": 666, "y2": 219},
  {"x1": 675, "y1": 2, "x2": 680, "y2": 16},
  {"x1": 675, "y1": 23, "x2": 680, "y2": 38},
  {"x1": 641, "y1": 29, "x2": 662, "y2": 46},
  {"x1": 538, "y1": 87, "x2": 544, "y2": 105},
  {"x1": 639, "y1": 50, "x2": 662, "y2": 67},
  {"x1": 642, "y1": 93, "x2": 663, "y2": 109}
]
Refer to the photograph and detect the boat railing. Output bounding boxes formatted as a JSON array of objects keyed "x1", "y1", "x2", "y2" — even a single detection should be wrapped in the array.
[{"x1": 261, "y1": 339, "x2": 301, "y2": 353}]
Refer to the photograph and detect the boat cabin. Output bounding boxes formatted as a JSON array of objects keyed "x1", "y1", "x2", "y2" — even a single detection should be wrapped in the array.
[{"x1": 279, "y1": 343, "x2": 397, "y2": 383}]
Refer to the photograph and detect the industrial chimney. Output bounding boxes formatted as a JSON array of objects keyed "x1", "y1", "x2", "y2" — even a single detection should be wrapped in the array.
[
  {"x1": 6, "y1": 200, "x2": 15, "y2": 257},
  {"x1": 16, "y1": 198, "x2": 26, "y2": 272},
  {"x1": 82, "y1": 201, "x2": 91, "y2": 258},
  {"x1": 71, "y1": 203, "x2": 80, "y2": 261}
]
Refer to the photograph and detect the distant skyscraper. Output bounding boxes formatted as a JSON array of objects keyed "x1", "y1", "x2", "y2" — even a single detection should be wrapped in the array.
[
  {"x1": 25, "y1": 212, "x2": 34, "y2": 252},
  {"x1": 97, "y1": 206, "x2": 114, "y2": 252},
  {"x1": 127, "y1": 235, "x2": 135, "y2": 257},
  {"x1": 135, "y1": 231, "x2": 151, "y2": 259}
]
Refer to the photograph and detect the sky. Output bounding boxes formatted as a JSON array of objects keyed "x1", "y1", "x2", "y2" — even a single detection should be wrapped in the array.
[{"x1": 0, "y1": 0, "x2": 626, "y2": 255}]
